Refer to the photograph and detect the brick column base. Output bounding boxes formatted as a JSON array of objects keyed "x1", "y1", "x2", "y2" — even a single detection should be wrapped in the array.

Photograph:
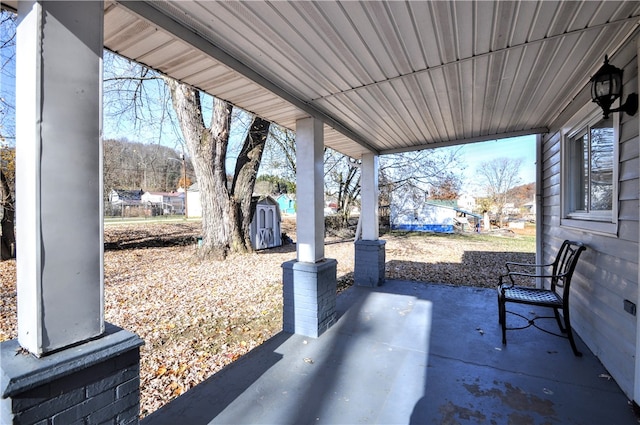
[
  {"x1": 282, "y1": 259, "x2": 338, "y2": 338},
  {"x1": 355, "y1": 239, "x2": 386, "y2": 287},
  {"x1": 1, "y1": 323, "x2": 144, "y2": 425}
]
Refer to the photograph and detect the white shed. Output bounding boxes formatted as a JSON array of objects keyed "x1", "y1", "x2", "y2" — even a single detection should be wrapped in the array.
[{"x1": 250, "y1": 196, "x2": 282, "y2": 250}]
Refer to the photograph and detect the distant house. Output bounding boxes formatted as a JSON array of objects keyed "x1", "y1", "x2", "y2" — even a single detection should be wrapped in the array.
[
  {"x1": 324, "y1": 200, "x2": 337, "y2": 216},
  {"x1": 522, "y1": 195, "x2": 536, "y2": 219},
  {"x1": 276, "y1": 194, "x2": 296, "y2": 215},
  {"x1": 457, "y1": 194, "x2": 476, "y2": 211},
  {"x1": 141, "y1": 191, "x2": 184, "y2": 215},
  {"x1": 108, "y1": 189, "x2": 143, "y2": 206},
  {"x1": 501, "y1": 202, "x2": 520, "y2": 216},
  {"x1": 390, "y1": 185, "x2": 456, "y2": 233},
  {"x1": 107, "y1": 189, "x2": 144, "y2": 217}
]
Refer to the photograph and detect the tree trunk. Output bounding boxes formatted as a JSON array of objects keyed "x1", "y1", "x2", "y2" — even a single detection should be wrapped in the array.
[
  {"x1": 167, "y1": 79, "x2": 232, "y2": 259},
  {"x1": 166, "y1": 78, "x2": 270, "y2": 259},
  {"x1": 230, "y1": 116, "x2": 270, "y2": 252},
  {"x1": 0, "y1": 169, "x2": 15, "y2": 260}
]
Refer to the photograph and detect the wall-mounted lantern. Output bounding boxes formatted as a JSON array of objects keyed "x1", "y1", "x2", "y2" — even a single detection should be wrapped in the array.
[{"x1": 590, "y1": 55, "x2": 638, "y2": 119}]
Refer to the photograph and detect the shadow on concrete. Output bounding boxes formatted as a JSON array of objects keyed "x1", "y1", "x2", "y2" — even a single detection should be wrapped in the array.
[
  {"x1": 142, "y1": 283, "x2": 432, "y2": 424},
  {"x1": 141, "y1": 278, "x2": 638, "y2": 425}
]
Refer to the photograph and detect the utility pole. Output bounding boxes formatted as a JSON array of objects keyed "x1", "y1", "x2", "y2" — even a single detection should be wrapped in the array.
[{"x1": 181, "y1": 152, "x2": 188, "y2": 218}]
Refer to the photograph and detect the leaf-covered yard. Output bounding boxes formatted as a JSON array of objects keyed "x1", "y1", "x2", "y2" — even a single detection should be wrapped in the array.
[{"x1": 0, "y1": 219, "x2": 534, "y2": 417}]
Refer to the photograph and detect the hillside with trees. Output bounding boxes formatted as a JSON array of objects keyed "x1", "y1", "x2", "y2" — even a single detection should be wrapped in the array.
[{"x1": 103, "y1": 138, "x2": 193, "y2": 196}]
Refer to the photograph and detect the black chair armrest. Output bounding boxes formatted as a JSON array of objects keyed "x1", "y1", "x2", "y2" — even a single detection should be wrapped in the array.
[
  {"x1": 499, "y1": 271, "x2": 552, "y2": 292},
  {"x1": 505, "y1": 261, "x2": 553, "y2": 272}
]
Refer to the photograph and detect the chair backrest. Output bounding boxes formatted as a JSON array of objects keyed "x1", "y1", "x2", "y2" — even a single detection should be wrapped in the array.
[{"x1": 550, "y1": 240, "x2": 586, "y2": 299}]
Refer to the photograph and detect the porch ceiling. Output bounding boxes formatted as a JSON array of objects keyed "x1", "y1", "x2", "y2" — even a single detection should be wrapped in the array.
[{"x1": 9, "y1": 1, "x2": 640, "y2": 157}]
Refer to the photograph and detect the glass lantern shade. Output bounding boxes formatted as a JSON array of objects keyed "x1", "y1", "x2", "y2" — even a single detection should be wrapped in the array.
[{"x1": 590, "y1": 56, "x2": 623, "y2": 119}]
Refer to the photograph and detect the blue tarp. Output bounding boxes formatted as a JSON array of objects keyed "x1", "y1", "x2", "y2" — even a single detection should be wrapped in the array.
[{"x1": 391, "y1": 223, "x2": 455, "y2": 233}]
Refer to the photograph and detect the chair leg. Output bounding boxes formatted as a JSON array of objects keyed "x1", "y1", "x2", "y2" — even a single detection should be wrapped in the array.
[
  {"x1": 563, "y1": 308, "x2": 582, "y2": 357},
  {"x1": 553, "y1": 308, "x2": 566, "y2": 333},
  {"x1": 498, "y1": 294, "x2": 507, "y2": 344}
]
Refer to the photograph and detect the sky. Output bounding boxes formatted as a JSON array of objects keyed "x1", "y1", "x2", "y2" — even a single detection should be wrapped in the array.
[
  {"x1": 420, "y1": 135, "x2": 536, "y2": 198},
  {"x1": 459, "y1": 135, "x2": 536, "y2": 183}
]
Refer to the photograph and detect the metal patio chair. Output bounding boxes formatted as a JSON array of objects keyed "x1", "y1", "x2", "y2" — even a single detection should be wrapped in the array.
[{"x1": 497, "y1": 240, "x2": 586, "y2": 356}]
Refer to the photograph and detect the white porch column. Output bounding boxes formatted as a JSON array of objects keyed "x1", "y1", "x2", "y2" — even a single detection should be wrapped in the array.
[
  {"x1": 2, "y1": 4, "x2": 143, "y2": 424},
  {"x1": 535, "y1": 133, "x2": 544, "y2": 288},
  {"x1": 16, "y1": 0, "x2": 104, "y2": 355},
  {"x1": 354, "y1": 153, "x2": 386, "y2": 287},
  {"x1": 360, "y1": 153, "x2": 379, "y2": 240},
  {"x1": 295, "y1": 117, "x2": 325, "y2": 263},
  {"x1": 282, "y1": 117, "x2": 337, "y2": 337}
]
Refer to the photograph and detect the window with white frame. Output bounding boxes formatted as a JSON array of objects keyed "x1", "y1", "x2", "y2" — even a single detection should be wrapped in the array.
[{"x1": 562, "y1": 111, "x2": 618, "y2": 233}]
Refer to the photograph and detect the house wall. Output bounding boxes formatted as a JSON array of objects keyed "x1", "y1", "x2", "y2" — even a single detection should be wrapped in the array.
[
  {"x1": 542, "y1": 38, "x2": 638, "y2": 399},
  {"x1": 186, "y1": 191, "x2": 202, "y2": 218},
  {"x1": 390, "y1": 189, "x2": 456, "y2": 233},
  {"x1": 141, "y1": 193, "x2": 162, "y2": 203}
]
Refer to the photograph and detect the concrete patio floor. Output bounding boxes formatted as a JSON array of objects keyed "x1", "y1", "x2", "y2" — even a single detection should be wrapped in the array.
[{"x1": 142, "y1": 280, "x2": 638, "y2": 425}]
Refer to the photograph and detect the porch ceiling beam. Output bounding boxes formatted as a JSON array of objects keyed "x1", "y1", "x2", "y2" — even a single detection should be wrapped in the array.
[
  {"x1": 117, "y1": 0, "x2": 379, "y2": 155},
  {"x1": 380, "y1": 127, "x2": 549, "y2": 155}
]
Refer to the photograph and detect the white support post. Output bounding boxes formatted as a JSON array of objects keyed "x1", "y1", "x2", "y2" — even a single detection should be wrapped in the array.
[
  {"x1": 281, "y1": 117, "x2": 337, "y2": 337},
  {"x1": 16, "y1": 0, "x2": 105, "y2": 356},
  {"x1": 295, "y1": 117, "x2": 325, "y2": 263},
  {"x1": 354, "y1": 153, "x2": 385, "y2": 287},
  {"x1": 360, "y1": 153, "x2": 379, "y2": 241},
  {"x1": 535, "y1": 133, "x2": 544, "y2": 289},
  {"x1": 3, "y1": 5, "x2": 143, "y2": 423}
]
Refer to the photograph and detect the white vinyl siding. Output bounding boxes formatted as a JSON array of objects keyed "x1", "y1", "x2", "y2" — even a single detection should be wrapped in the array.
[{"x1": 541, "y1": 42, "x2": 638, "y2": 400}]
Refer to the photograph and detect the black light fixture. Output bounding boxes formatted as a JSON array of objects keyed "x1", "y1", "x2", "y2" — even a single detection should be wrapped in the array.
[{"x1": 590, "y1": 55, "x2": 638, "y2": 119}]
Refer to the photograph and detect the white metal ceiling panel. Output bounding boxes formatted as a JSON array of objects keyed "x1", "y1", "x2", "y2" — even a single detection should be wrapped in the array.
[{"x1": 96, "y1": 0, "x2": 640, "y2": 158}]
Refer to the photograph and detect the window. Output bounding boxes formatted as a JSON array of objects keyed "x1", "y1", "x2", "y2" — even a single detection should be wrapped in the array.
[{"x1": 562, "y1": 112, "x2": 618, "y2": 234}]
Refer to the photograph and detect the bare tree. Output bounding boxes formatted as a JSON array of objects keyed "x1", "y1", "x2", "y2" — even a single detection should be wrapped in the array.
[
  {"x1": 324, "y1": 150, "x2": 361, "y2": 226},
  {"x1": 230, "y1": 116, "x2": 270, "y2": 252},
  {"x1": 0, "y1": 146, "x2": 15, "y2": 260},
  {"x1": 104, "y1": 51, "x2": 271, "y2": 258},
  {"x1": 0, "y1": 10, "x2": 15, "y2": 145},
  {"x1": 379, "y1": 148, "x2": 464, "y2": 204},
  {"x1": 1, "y1": 10, "x2": 16, "y2": 260},
  {"x1": 429, "y1": 173, "x2": 462, "y2": 200},
  {"x1": 476, "y1": 157, "x2": 523, "y2": 226},
  {"x1": 165, "y1": 79, "x2": 270, "y2": 259},
  {"x1": 261, "y1": 125, "x2": 296, "y2": 183}
]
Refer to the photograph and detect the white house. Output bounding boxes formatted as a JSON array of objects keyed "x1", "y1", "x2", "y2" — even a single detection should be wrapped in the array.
[
  {"x1": 141, "y1": 191, "x2": 184, "y2": 215},
  {"x1": 390, "y1": 185, "x2": 456, "y2": 233},
  {"x1": 457, "y1": 193, "x2": 476, "y2": 211}
]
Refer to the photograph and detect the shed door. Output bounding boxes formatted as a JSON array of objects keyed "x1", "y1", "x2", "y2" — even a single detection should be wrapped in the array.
[{"x1": 256, "y1": 205, "x2": 276, "y2": 249}]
